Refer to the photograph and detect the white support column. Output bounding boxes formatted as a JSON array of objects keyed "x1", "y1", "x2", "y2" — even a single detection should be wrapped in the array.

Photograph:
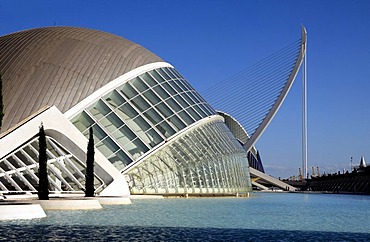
[{"x1": 302, "y1": 41, "x2": 308, "y2": 179}]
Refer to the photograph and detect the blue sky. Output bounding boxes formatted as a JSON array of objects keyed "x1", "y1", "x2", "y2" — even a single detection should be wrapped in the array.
[{"x1": 1, "y1": 0, "x2": 370, "y2": 178}]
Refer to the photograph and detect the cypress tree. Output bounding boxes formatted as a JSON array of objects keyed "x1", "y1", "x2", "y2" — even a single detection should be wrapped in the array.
[
  {"x1": 85, "y1": 127, "x2": 95, "y2": 197},
  {"x1": 0, "y1": 72, "x2": 4, "y2": 130},
  {"x1": 38, "y1": 123, "x2": 49, "y2": 200}
]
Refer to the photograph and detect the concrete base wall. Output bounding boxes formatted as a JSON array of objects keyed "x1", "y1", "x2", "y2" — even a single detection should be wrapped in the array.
[
  {"x1": 0, "y1": 204, "x2": 46, "y2": 220},
  {"x1": 97, "y1": 197, "x2": 132, "y2": 205},
  {"x1": 35, "y1": 199, "x2": 102, "y2": 210},
  {"x1": 130, "y1": 195, "x2": 164, "y2": 199}
]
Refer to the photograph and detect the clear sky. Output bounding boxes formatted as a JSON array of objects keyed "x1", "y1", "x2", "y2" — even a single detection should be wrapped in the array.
[{"x1": 1, "y1": 0, "x2": 370, "y2": 178}]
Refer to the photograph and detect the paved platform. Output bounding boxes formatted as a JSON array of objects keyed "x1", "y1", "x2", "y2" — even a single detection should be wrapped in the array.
[
  {"x1": 97, "y1": 196, "x2": 132, "y2": 205},
  {"x1": 0, "y1": 203, "x2": 46, "y2": 220},
  {"x1": 130, "y1": 195, "x2": 164, "y2": 199},
  {"x1": 34, "y1": 199, "x2": 103, "y2": 210}
]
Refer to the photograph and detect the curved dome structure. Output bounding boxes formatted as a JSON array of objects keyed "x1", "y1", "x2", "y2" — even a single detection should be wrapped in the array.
[
  {"x1": 0, "y1": 26, "x2": 162, "y2": 131},
  {"x1": 0, "y1": 27, "x2": 252, "y2": 196}
]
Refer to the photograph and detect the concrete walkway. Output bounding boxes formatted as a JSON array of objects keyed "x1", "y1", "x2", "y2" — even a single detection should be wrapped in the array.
[
  {"x1": 0, "y1": 195, "x2": 132, "y2": 220},
  {"x1": 0, "y1": 203, "x2": 46, "y2": 220},
  {"x1": 250, "y1": 167, "x2": 297, "y2": 191}
]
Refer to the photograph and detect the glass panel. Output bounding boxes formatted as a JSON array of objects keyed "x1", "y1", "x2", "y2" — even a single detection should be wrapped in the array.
[
  {"x1": 186, "y1": 107, "x2": 202, "y2": 121},
  {"x1": 178, "y1": 111, "x2": 194, "y2": 125},
  {"x1": 187, "y1": 91, "x2": 201, "y2": 104},
  {"x1": 171, "y1": 68, "x2": 185, "y2": 79},
  {"x1": 156, "y1": 121, "x2": 176, "y2": 138},
  {"x1": 96, "y1": 136, "x2": 120, "y2": 157},
  {"x1": 163, "y1": 67, "x2": 176, "y2": 79},
  {"x1": 194, "y1": 104, "x2": 207, "y2": 118},
  {"x1": 124, "y1": 139, "x2": 149, "y2": 158},
  {"x1": 145, "y1": 129, "x2": 164, "y2": 147},
  {"x1": 113, "y1": 126, "x2": 137, "y2": 143},
  {"x1": 72, "y1": 111, "x2": 94, "y2": 133},
  {"x1": 180, "y1": 79, "x2": 193, "y2": 91},
  {"x1": 131, "y1": 77, "x2": 149, "y2": 92},
  {"x1": 88, "y1": 100, "x2": 111, "y2": 121},
  {"x1": 157, "y1": 68, "x2": 171, "y2": 80},
  {"x1": 141, "y1": 72, "x2": 158, "y2": 87},
  {"x1": 133, "y1": 139, "x2": 149, "y2": 153},
  {"x1": 174, "y1": 95, "x2": 189, "y2": 108},
  {"x1": 133, "y1": 116, "x2": 151, "y2": 132},
  {"x1": 162, "y1": 82, "x2": 177, "y2": 95},
  {"x1": 165, "y1": 98, "x2": 182, "y2": 112},
  {"x1": 150, "y1": 70, "x2": 166, "y2": 84},
  {"x1": 115, "y1": 150, "x2": 132, "y2": 166},
  {"x1": 143, "y1": 89, "x2": 161, "y2": 106},
  {"x1": 143, "y1": 108, "x2": 163, "y2": 124},
  {"x1": 194, "y1": 92, "x2": 207, "y2": 103},
  {"x1": 176, "y1": 80, "x2": 188, "y2": 91},
  {"x1": 100, "y1": 112, "x2": 124, "y2": 133},
  {"x1": 117, "y1": 103, "x2": 138, "y2": 121},
  {"x1": 202, "y1": 103, "x2": 216, "y2": 115},
  {"x1": 131, "y1": 95, "x2": 151, "y2": 112},
  {"x1": 181, "y1": 93, "x2": 195, "y2": 105},
  {"x1": 104, "y1": 90, "x2": 126, "y2": 109},
  {"x1": 153, "y1": 85, "x2": 170, "y2": 99},
  {"x1": 120, "y1": 83, "x2": 138, "y2": 99},
  {"x1": 109, "y1": 150, "x2": 131, "y2": 169},
  {"x1": 169, "y1": 80, "x2": 183, "y2": 93},
  {"x1": 112, "y1": 125, "x2": 137, "y2": 147},
  {"x1": 156, "y1": 102, "x2": 173, "y2": 118},
  {"x1": 92, "y1": 124, "x2": 108, "y2": 143},
  {"x1": 168, "y1": 115, "x2": 186, "y2": 130}
]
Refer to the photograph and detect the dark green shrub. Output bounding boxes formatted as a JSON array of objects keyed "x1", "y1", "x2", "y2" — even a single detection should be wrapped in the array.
[
  {"x1": 85, "y1": 127, "x2": 95, "y2": 197},
  {"x1": 38, "y1": 124, "x2": 49, "y2": 200}
]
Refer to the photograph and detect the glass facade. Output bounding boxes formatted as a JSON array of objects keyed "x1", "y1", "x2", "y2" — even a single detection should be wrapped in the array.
[
  {"x1": 125, "y1": 119, "x2": 251, "y2": 194},
  {"x1": 0, "y1": 66, "x2": 251, "y2": 195},
  {"x1": 0, "y1": 136, "x2": 104, "y2": 193},
  {"x1": 72, "y1": 67, "x2": 216, "y2": 171},
  {"x1": 71, "y1": 66, "x2": 251, "y2": 194}
]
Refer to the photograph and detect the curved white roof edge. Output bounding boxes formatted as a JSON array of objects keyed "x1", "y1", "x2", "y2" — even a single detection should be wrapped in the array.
[
  {"x1": 243, "y1": 26, "x2": 307, "y2": 152},
  {"x1": 217, "y1": 110, "x2": 251, "y2": 139},
  {"x1": 0, "y1": 106, "x2": 129, "y2": 196},
  {"x1": 217, "y1": 110, "x2": 257, "y2": 154},
  {"x1": 122, "y1": 115, "x2": 225, "y2": 174},
  {"x1": 65, "y1": 62, "x2": 173, "y2": 119}
]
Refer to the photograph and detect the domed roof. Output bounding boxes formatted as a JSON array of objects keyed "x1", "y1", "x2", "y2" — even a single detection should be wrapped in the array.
[{"x1": 0, "y1": 26, "x2": 163, "y2": 132}]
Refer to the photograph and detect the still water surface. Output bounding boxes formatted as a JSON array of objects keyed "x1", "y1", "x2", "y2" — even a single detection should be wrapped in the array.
[{"x1": 1, "y1": 192, "x2": 370, "y2": 241}]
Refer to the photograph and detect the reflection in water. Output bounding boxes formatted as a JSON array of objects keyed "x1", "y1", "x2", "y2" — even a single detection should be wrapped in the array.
[
  {"x1": 1, "y1": 225, "x2": 370, "y2": 241},
  {"x1": 1, "y1": 193, "x2": 370, "y2": 241}
]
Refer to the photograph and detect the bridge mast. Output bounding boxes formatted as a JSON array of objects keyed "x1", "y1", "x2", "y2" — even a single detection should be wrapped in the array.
[{"x1": 302, "y1": 26, "x2": 308, "y2": 179}]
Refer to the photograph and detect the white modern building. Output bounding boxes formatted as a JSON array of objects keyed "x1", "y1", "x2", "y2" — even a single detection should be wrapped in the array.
[
  {"x1": 0, "y1": 27, "x2": 255, "y2": 196},
  {"x1": 0, "y1": 26, "x2": 306, "y2": 196}
]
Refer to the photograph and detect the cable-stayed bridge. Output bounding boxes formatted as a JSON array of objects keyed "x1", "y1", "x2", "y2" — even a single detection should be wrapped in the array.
[{"x1": 200, "y1": 27, "x2": 307, "y2": 191}]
